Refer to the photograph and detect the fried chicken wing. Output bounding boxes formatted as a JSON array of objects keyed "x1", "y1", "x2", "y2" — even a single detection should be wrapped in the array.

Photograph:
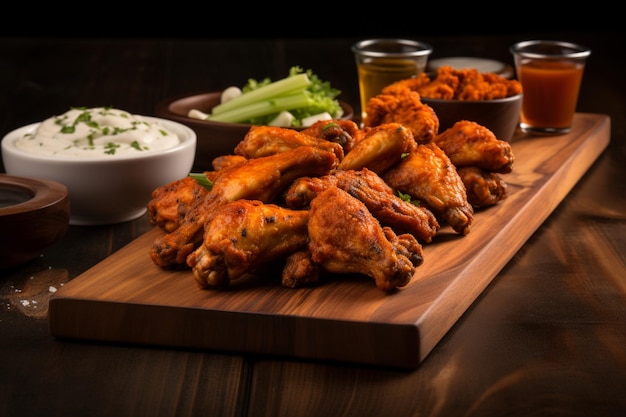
[
  {"x1": 212, "y1": 145, "x2": 339, "y2": 203},
  {"x1": 147, "y1": 175, "x2": 209, "y2": 233},
  {"x1": 284, "y1": 168, "x2": 439, "y2": 243},
  {"x1": 150, "y1": 192, "x2": 225, "y2": 268},
  {"x1": 188, "y1": 200, "x2": 310, "y2": 288},
  {"x1": 363, "y1": 88, "x2": 439, "y2": 144},
  {"x1": 300, "y1": 119, "x2": 361, "y2": 154},
  {"x1": 150, "y1": 146, "x2": 339, "y2": 268},
  {"x1": 338, "y1": 123, "x2": 416, "y2": 174},
  {"x1": 307, "y1": 187, "x2": 423, "y2": 291},
  {"x1": 435, "y1": 120, "x2": 514, "y2": 173},
  {"x1": 234, "y1": 125, "x2": 344, "y2": 160},
  {"x1": 211, "y1": 154, "x2": 248, "y2": 171},
  {"x1": 281, "y1": 249, "x2": 321, "y2": 289},
  {"x1": 457, "y1": 166, "x2": 508, "y2": 208},
  {"x1": 383, "y1": 143, "x2": 473, "y2": 235}
]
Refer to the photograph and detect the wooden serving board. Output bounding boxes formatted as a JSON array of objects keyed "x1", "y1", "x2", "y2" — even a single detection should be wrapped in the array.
[{"x1": 49, "y1": 114, "x2": 610, "y2": 369}]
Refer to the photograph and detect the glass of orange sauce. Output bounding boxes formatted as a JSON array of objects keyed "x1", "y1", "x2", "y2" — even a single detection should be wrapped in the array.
[{"x1": 510, "y1": 40, "x2": 591, "y2": 135}]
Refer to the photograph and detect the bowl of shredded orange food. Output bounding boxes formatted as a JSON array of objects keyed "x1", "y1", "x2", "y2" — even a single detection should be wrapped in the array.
[{"x1": 365, "y1": 65, "x2": 523, "y2": 141}]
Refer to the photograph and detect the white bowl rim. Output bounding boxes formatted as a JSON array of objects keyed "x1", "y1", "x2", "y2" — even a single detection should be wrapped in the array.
[{"x1": 1, "y1": 116, "x2": 197, "y2": 164}]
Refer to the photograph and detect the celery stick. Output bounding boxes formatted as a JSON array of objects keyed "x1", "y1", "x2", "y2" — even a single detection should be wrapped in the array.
[
  {"x1": 211, "y1": 73, "x2": 311, "y2": 116},
  {"x1": 208, "y1": 92, "x2": 313, "y2": 123}
]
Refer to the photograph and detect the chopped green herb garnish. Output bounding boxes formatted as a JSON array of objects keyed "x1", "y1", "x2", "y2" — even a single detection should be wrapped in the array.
[
  {"x1": 130, "y1": 141, "x2": 147, "y2": 151},
  {"x1": 189, "y1": 173, "x2": 214, "y2": 190},
  {"x1": 397, "y1": 191, "x2": 421, "y2": 206},
  {"x1": 104, "y1": 142, "x2": 121, "y2": 155}
]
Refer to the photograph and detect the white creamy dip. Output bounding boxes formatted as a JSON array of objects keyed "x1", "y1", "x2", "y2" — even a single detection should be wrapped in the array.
[{"x1": 16, "y1": 107, "x2": 180, "y2": 157}]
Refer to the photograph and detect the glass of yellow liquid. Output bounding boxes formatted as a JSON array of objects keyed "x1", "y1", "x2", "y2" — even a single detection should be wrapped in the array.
[{"x1": 352, "y1": 39, "x2": 433, "y2": 121}]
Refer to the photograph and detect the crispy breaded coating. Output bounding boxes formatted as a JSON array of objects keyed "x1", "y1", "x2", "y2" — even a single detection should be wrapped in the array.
[
  {"x1": 363, "y1": 89, "x2": 439, "y2": 144},
  {"x1": 381, "y1": 73, "x2": 432, "y2": 96},
  {"x1": 384, "y1": 65, "x2": 522, "y2": 101}
]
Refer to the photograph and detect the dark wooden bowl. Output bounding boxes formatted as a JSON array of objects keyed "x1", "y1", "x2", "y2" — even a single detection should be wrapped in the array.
[
  {"x1": 423, "y1": 94, "x2": 522, "y2": 141},
  {"x1": 155, "y1": 91, "x2": 354, "y2": 171},
  {"x1": 0, "y1": 174, "x2": 70, "y2": 268}
]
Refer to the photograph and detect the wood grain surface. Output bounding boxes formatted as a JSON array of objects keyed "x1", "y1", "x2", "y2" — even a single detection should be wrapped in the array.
[{"x1": 48, "y1": 113, "x2": 610, "y2": 368}]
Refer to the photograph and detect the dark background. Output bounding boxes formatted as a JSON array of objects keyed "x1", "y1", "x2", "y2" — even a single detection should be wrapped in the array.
[{"x1": 2, "y1": 6, "x2": 613, "y2": 39}]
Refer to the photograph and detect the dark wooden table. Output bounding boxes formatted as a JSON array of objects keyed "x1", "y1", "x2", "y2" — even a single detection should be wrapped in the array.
[{"x1": 1, "y1": 31, "x2": 625, "y2": 417}]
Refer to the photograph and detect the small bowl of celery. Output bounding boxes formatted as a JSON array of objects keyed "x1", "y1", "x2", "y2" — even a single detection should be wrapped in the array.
[{"x1": 155, "y1": 67, "x2": 354, "y2": 171}]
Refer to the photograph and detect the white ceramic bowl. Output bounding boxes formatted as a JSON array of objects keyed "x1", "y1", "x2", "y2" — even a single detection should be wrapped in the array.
[{"x1": 1, "y1": 116, "x2": 196, "y2": 225}]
